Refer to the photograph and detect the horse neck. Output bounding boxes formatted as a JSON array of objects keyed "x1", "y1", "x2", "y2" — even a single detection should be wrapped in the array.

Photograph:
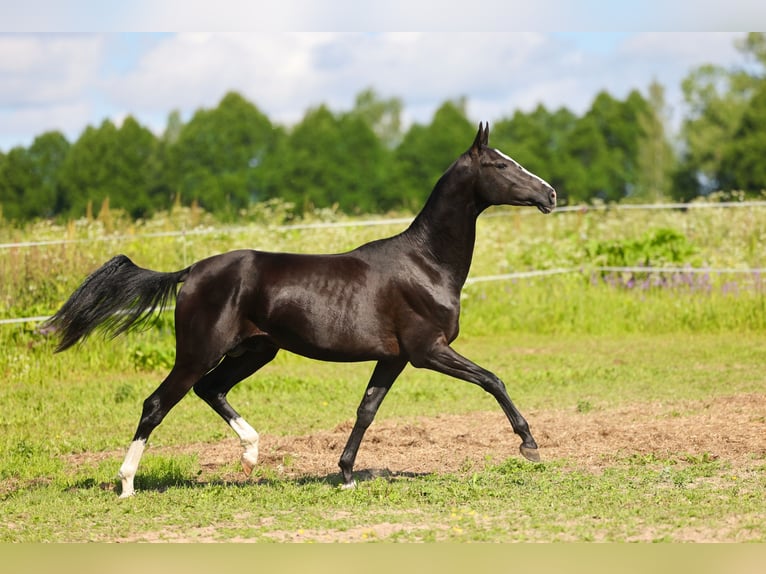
[{"x1": 405, "y1": 171, "x2": 481, "y2": 287}]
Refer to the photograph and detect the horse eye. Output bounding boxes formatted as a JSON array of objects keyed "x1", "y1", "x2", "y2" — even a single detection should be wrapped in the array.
[{"x1": 495, "y1": 162, "x2": 507, "y2": 170}]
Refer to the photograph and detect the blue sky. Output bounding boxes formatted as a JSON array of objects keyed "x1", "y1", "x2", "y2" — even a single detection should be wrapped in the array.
[{"x1": 0, "y1": 0, "x2": 761, "y2": 153}]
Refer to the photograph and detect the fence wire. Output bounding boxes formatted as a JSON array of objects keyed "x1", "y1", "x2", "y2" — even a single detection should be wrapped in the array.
[
  {"x1": 3, "y1": 201, "x2": 765, "y2": 325},
  {"x1": 3, "y1": 265, "x2": 765, "y2": 327},
  {"x1": 2, "y1": 200, "x2": 766, "y2": 251}
]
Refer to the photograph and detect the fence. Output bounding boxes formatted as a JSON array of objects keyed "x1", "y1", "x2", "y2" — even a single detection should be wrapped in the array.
[
  {"x1": 2, "y1": 200, "x2": 765, "y2": 326},
  {"x1": 2, "y1": 200, "x2": 766, "y2": 252},
  {"x1": 4, "y1": 264, "x2": 765, "y2": 327}
]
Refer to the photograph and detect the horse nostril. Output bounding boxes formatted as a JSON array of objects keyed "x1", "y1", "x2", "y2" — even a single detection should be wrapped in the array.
[{"x1": 550, "y1": 188, "x2": 557, "y2": 203}]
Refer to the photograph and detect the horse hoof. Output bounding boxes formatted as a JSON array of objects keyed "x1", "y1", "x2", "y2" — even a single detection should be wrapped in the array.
[
  {"x1": 340, "y1": 480, "x2": 357, "y2": 490},
  {"x1": 519, "y1": 445, "x2": 541, "y2": 463},
  {"x1": 241, "y1": 450, "x2": 259, "y2": 477},
  {"x1": 118, "y1": 490, "x2": 135, "y2": 499}
]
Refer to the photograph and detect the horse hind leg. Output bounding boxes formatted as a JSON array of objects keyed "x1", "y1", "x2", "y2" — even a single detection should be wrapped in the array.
[
  {"x1": 117, "y1": 281, "x2": 257, "y2": 497},
  {"x1": 193, "y1": 338, "x2": 279, "y2": 477},
  {"x1": 118, "y1": 363, "x2": 209, "y2": 498}
]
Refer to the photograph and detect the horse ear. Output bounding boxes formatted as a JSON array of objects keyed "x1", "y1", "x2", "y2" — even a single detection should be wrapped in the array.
[
  {"x1": 471, "y1": 122, "x2": 485, "y2": 154},
  {"x1": 482, "y1": 122, "x2": 490, "y2": 146}
]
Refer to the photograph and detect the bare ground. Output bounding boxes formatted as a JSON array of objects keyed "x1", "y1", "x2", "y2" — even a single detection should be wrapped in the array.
[
  {"x1": 59, "y1": 393, "x2": 765, "y2": 542},
  {"x1": 70, "y1": 392, "x2": 766, "y2": 483},
  {"x1": 204, "y1": 393, "x2": 766, "y2": 480}
]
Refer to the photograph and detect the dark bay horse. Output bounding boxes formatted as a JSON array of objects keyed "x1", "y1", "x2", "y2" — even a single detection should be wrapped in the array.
[{"x1": 45, "y1": 123, "x2": 556, "y2": 497}]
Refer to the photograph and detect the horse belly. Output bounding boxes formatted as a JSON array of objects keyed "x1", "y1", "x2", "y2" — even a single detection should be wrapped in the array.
[{"x1": 257, "y1": 286, "x2": 399, "y2": 362}]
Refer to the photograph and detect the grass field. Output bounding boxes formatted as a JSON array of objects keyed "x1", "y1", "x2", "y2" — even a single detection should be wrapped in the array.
[{"x1": 1, "y1": 201, "x2": 765, "y2": 542}]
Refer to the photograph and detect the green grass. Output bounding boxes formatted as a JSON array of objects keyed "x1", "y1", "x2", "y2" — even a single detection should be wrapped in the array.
[
  {"x1": 2, "y1": 330, "x2": 764, "y2": 456},
  {"x1": 1, "y1": 330, "x2": 765, "y2": 542},
  {"x1": 3, "y1": 441, "x2": 764, "y2": 542},
  {"x1": 2, "y1": 204, "x2": 766, "y2": 541}
]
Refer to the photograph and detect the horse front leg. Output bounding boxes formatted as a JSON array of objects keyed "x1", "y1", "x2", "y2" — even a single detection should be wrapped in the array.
[
  {"x1": 415, "y1": 339, "x2": 540, "y2": 462},
  {"x1": 338, "y1": 359, "x2": 407, "y2": 488}
]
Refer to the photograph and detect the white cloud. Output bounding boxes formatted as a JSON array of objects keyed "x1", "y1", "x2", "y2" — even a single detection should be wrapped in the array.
[
  {"x1": 102, "y1": 33, "x2": 558, "y2": 124},
  {"x1": 103, "y1": 34, "x2": 332, "y2": 118},
  {"x1": 0, "y1": 35, "x2": 105, "y2": 148},
  {"x1": 620, "y1": 32, "x2": 741, "y2": 63},
  {"x1": 120, "y1": 1, "x2": 602, "y2": 32},
  {"x1": 0, "y1": 101, "x2": 93, "y2": 139},
  {"x1": 2, "y1": 1, "x2": 763, "y2": 33},
  {"x1": 0, "y1": 35, "x2": 104, "y2": 106},
  {"x1": 0, "y1": 32, "x2": 755, "y2": 151},
  {"x1": 611, "y1": 33, "x2": 744, "y2": 125},
  {"x1": 103, "y1": 1, "x2": 765, "y2": 33}
]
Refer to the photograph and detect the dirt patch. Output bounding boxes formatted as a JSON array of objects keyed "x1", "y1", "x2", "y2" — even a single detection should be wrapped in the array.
[
  {"x1": 68, "y1": 392, "x2": 766, "y2": 483},
  {"x1": 204, "y1": 393, "x2": 766, "y2": 480},
  {"x1": 58, "y1": 393, "x2": 766, "y2": 542}
]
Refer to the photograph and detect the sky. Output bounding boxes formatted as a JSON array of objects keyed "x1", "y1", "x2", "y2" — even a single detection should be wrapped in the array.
[{"x1": 0, "y1": 1, "x2": 761, "y2": 152}]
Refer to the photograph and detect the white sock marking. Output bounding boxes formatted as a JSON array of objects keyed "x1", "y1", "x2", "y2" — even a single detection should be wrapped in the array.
[
  {"x1": 230, "y1": 417, "x2": 260, "y2": 471},
  {"x1": 118, "y1": 439, "x2": 146, "y2": 498}
]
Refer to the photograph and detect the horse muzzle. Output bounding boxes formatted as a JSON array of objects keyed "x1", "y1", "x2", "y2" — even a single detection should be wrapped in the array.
[{"x1": 537, "y1": 187, "x2": 557, "y2": 214}]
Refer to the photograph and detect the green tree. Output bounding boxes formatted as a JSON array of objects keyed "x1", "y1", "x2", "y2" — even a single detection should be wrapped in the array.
[
  {"x1": 562, "y1": 113, "x2": 612, "y2": 203},
  {"x1": 562, "y1": 90, "x2": 650, "y2": 203},
  {"x1": 115, "y1": 116, "x2": 165, "y2": 217},
  {"x1": 147, "y1": 110, "x2": 186, "y2": 210},
  {"x1": 58, "y1": 117, "x2": 160, "y2": 219},
  {"x1": 26, "y1": 131, "x2": 70, "y2": 217},
  {"x1": 258, "y1": 104, "x2": 387, "y2": 213},
  {"x1": 389, "y1": 99, "x2": 475, "y2": 209},
  {"x1": 633, "y1": 81, "x2": 676, "y2": 203},
  {"x1": 493, "y1": 105, "x2": 578, "y2": 204},
  {"x1": 675, "y1": 64, "x2": 748, "y2": 198},
  {"x1": 717, "y1": 32, "x2": 766, "y2": 194},
  {"x1": 0, "y1": 147, "x2": 34, "y2": 221},
  {"x1": 718, "y1": 81, "x2": 766, "y2": 192},
  {"x1": 168, "y1": 91, "x2": 274, "y2": 216},
  {"x1": 0, "y1": 131, "x2": 70, "y2": 221},
  {"x1": 738, "y1": 32, "x2": 766, "y2": 69},
  {"x1": 163, "y1": 109, "x2": 184, "y2": 146},
  {"x1": 674, "y1": 33, "x2": 766, "y2": 199},
  {"x1": 58, "y1": 120, "x2": 119, "y2": 216},
  {"x1": 348, "y1": 87, "x2": 404, "y2": 148}
]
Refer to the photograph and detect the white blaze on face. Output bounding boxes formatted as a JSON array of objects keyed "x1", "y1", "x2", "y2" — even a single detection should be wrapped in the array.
[{"x1": 493, "y1": 149, "x2": 554, "y2": 190}]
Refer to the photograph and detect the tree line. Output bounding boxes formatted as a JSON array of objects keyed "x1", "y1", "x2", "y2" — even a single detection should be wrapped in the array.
[{"x1": 1, "y1": 33, "x2": 765, "y2": 223}]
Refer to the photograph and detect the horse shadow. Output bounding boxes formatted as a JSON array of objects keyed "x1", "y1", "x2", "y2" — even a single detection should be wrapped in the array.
[{"x1": 68, "y1": 467, "x2": 434, "y2": 496}]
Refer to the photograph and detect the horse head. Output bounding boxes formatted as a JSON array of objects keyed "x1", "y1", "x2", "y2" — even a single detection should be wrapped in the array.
[{"x1": 468, "y1": 122, "x2": 556, "y2": 214}]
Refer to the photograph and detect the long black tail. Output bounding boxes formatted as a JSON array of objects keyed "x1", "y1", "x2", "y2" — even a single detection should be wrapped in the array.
[{"x1": 44, "y1": 254, "x2": 190, "y2": 352}]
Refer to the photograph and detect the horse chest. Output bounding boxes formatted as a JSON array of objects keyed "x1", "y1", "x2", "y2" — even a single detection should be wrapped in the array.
[{"x1": 393, "y1": 279, "x2": 461, "y2": 338}]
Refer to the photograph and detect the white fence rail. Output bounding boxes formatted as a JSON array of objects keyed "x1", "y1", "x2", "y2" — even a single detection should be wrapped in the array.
[
  {"x1": 3, "y1": 265, "x2": 764, "y2": 327},
  {"x1": 3, "y1": 201, "x2": 765, "y2": 326},
  {"x1": 2, "y1": 201, "x2": 766, "y2": 251}
]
